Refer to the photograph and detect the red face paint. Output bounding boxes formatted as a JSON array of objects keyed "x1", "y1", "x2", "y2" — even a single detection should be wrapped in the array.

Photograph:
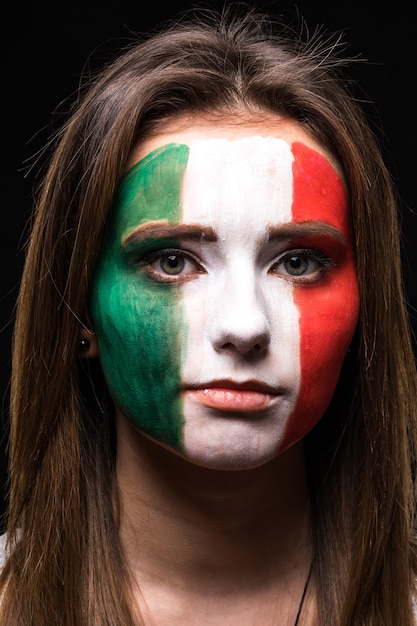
[
  {"x1": 117, "y1": 127, "x2": 359, "y2": 469},
  {"x1": 282, "y1": 142, "x2": 360, "y2": 446}
]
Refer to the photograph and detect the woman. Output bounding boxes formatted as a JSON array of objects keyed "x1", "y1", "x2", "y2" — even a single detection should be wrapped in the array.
[{"x1": 1, "y1": 5, "x2": 416, "y2": 625}]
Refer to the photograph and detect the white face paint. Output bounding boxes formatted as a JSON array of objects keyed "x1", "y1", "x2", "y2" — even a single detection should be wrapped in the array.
[
  {"x1": 179, "y1": 137, "x2": 301, "y2": 467},
  {"x1": 105, "y1": 120, "x2": 359, "y2": 471}
]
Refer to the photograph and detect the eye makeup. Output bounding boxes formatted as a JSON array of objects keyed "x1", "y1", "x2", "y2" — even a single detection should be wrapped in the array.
[{"x1": 90, "y1": 133, "x2": 359, "y2": 469}]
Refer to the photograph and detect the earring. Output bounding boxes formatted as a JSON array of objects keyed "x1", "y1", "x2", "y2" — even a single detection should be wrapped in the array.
[{"x1": 79, "y1": 337, "x2": 90, "y2": 353}]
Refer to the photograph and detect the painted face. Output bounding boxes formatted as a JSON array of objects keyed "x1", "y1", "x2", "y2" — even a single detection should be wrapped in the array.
[{"x1": 90, "y1": 128, "x2": 359, "y2": 469}]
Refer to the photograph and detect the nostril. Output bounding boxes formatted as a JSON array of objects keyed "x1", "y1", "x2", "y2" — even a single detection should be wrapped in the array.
[
  {"x1": 215, "y1": 330, "x2": 270, "y2": 356},
  {"x1": 208, "y1": 283, "x2": 271, "y2": 356}
]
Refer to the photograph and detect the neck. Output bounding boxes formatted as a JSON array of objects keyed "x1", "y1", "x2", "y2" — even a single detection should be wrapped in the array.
[{"x1": 116, "y1": 414, "x2": 314, "y2": 624}]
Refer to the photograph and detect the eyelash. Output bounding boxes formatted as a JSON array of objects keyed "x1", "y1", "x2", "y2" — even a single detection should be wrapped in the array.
[
  {"x1": 270, "y1": 248, "x2": 336, "y2": 283},
  {"x1": 138, "y1": 247, "x2": 204, "y2": 282},
  {"x1": 136, "y1": 246, "x2": 336, "y2": 284}
]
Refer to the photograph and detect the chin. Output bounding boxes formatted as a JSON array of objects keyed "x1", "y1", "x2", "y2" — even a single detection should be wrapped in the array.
[
  {"x1": 180, "y1": 414, "x2": 297, "y2": 470},
  {"x1": 181, "y1": 452, "x2": 278, "y2": 471},
  {"x1": 180, "y1": 438, "x2": 286, "y2": 471}
]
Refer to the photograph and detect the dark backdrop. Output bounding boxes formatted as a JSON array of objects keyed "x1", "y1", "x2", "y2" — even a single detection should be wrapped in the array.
[{"x1": 2, "y1": 1, "x2": 416, "y2": 528}]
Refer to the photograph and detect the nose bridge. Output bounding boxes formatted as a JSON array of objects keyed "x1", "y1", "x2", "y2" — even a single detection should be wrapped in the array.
[
  {"x1": 208, "y1": 255, "x2": 270, "y2": 354},
  {"x1": 227, "y1": 257, "x2": 261, "y2": 310}
]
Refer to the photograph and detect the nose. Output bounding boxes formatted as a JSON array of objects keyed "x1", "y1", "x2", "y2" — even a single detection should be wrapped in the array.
[{"x1": 208, "y1": 270, "x2": 271, "y2": 356}]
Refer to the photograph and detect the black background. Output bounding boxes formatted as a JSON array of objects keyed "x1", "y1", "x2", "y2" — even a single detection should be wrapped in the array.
[{"x1": 1, "y1": 1, "x2": 416, "y2": 526}]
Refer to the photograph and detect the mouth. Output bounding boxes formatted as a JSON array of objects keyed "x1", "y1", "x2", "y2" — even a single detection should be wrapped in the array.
[{"x1": 182, "y1": 380, "x2": 281, "y2": 413}]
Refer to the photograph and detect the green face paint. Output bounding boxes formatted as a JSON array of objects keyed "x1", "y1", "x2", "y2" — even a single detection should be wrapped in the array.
[{"x1": 90, "y1": 144, "x2": 189, "y2": 448}]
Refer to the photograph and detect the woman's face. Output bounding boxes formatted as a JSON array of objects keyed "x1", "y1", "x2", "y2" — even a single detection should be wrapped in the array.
[{"x1": 90, "y1": 117, "x2": 359, "y2": 470}]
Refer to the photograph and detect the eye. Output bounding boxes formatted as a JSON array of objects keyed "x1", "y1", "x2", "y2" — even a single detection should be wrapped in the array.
[
  {"x1": 159, "y1": 254, "x2": 186, "y2": 275},
  {"x1": 140, "y1": 248, "x2": 204, "y2": 283},
  {"x1": 283, "y1": 254, "x2": 310, "y2": 276},
  {"x1": 270, "y1": 248, "x2": 336, "y2": 283}
]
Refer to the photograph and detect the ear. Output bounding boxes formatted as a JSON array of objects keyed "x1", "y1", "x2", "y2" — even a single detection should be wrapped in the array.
[{"x1": 78, "y1": 327, "x2": 99, "y2": 359}]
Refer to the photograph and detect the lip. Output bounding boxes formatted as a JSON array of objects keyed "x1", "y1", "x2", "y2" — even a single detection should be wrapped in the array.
[{"x1": 182, "y1": 379, "x2": 281, "y2": 413}]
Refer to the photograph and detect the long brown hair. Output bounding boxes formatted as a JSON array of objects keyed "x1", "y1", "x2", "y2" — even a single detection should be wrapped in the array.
[{"x1": 1, "y1": 5, "x2": 416, "y2": 625}]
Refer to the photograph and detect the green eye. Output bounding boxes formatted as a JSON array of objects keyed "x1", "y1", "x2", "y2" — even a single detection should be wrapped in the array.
[
  {"x1": 159, "y1": 254, "x2": 186, "y2": 275},
  {"x1": 138, "y1": 247, "x2": 204, "y2": 283},
  {"x1": 284, "y1": 255, "x2": 309, "y2": 276},
  {"x1": 270, "y1": 248, "x2": 336, "y2": 283}
]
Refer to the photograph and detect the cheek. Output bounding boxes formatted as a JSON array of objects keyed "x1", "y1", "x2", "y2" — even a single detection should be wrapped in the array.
[
  {"x1": 281, "y1": 267, "x2": 359, "y2": 447},
  {"x1": 91, "y1": 269, "x2": 186, "y2": 449}
]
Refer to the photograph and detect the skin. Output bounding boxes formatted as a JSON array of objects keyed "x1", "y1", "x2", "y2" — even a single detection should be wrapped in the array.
[
  {"x1": 90, "y1": 119, "x2": 359, "y2": 472},
  {"x1": 85, "y1": 115, "x2": 359, "y2": 623},
  {"x1": 90, "y1": 144, "x2": 189, "y2": 449}
]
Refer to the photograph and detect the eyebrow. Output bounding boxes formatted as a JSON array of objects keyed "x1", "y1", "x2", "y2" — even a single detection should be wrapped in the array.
[
  {"x1": 123, "y1": 220, "x2": 217, "y2": 247},
  {"x1": 267, "y1": 221, "x2": 345, "y2": 243},
  {"x1": 122, "y1": 219, "x2": 345, "y2": 247}
]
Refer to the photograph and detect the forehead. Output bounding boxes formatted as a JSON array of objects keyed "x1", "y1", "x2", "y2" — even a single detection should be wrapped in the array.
[
  {"x1": 129, "y1": 115, "x2": 343, "y2": 177},
  {"x1": 122, "y1": 124, "x2": 348, "y2": 235},
  {"x1": 180, "y1": 136, "x2": 296, "y2": 228}
]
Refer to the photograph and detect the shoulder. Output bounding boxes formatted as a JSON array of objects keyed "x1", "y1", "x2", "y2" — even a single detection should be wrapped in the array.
[
  {"x1": 0, "y1": 533, "x2": 7, "y2": 607},
  {"x1": 0, "y1": 533, "x2": 7, "y2": 570}
]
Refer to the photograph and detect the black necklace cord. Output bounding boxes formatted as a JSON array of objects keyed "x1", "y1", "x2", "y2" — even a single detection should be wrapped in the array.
[{"x1": 293, "y1": 561, "x2": 313, "y2": 626}]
